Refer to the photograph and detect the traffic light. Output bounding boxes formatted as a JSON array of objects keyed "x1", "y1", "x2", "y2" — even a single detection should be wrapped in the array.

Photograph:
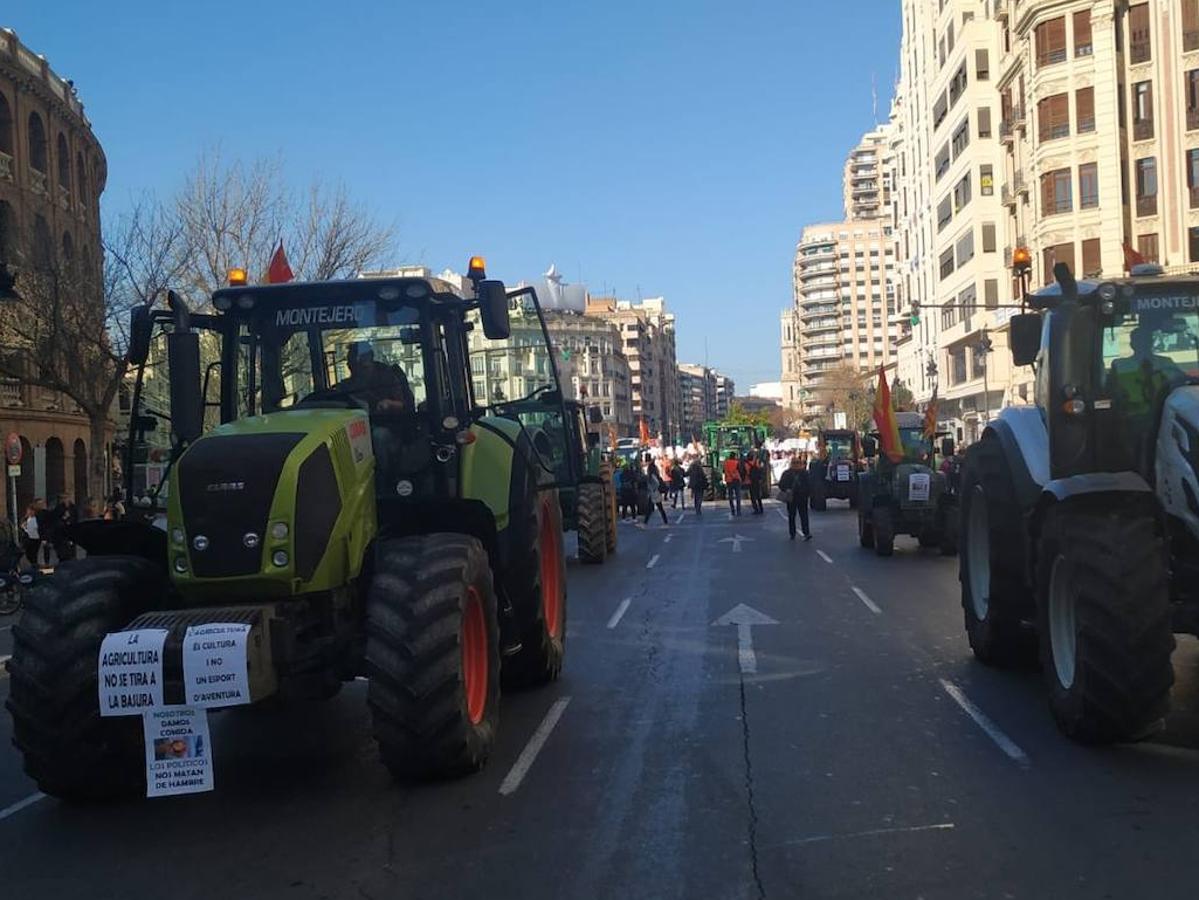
[{"x1": 909, "y1": 298, "x2": 920, "y2": 325}]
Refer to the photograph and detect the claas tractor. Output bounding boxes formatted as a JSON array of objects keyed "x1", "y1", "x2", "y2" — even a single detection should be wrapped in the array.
[
  {"x1": 960, "y1": 263, "x2": 1199, "y2": 743},
  {"x1": 808, "y1": 429, "x2": 863, "y2": 511},
  {"x1": 857, "y1": 413, "x2": 957, "y2": 556},
  {"x1": 6, "y1": 259, "x2": 573, "y2": 800}
]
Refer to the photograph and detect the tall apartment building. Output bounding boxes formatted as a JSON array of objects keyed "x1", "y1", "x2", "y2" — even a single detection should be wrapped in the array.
[
  {"x1": 892, "y1": 0, "x2": 1014, "y2": 444},
  {"x1": 677, "y1": 363, "x2": 717, "y2": 439},
  {"x1": 714, "y1": 372, "x2": 736, "y2": 420},
  {"x1": 586, "y1": 295, "x2": 680, "y2": 441},
  {"x1": 844, "y1": 124, "x2": 895, "y2": 220},
  {"x1": 998, "y1": 0, "x2": 1199, "y2": 401}
]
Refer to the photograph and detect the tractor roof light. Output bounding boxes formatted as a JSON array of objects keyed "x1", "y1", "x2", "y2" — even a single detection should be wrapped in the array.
[
  {"x1": 1012, "y1": 247, "x2": 1032, "y2": 273},
  {"x1": 467, "y1": 256, "x2": 487, "y2": 278},
  {"x1": 227, "y1": 267, "x2": 248, "y2": 286}
]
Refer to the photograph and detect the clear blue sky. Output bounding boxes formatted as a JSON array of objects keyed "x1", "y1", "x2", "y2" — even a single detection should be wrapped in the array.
[{"x1": 8, "y1": 0, "x2": 898, "y2": 390}]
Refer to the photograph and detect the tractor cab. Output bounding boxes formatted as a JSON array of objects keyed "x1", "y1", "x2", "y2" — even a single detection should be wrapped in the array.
[{"x1": 809, "y1": 428, "x2": 863, "y2": 510}]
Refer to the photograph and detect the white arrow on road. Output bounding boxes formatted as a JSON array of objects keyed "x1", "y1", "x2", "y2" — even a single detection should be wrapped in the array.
[
  {"x1": 718, "y1": 534, "x2": 755, "y2": 553},
  {"x1": 712, "y1": 603, "x2": 778, "y2": 674}
]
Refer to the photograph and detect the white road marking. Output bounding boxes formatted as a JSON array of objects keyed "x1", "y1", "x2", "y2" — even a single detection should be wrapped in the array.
[
  {"x1": 775, "y1": 508, "x2": 787, "y2": 522},
  {"x1": 852, "y1": 586, "x2": 882, "y2": 615},
  {"x1": 675, "y1": 512, "x2": 686, "y2": 524},
  {"x1": 0, "y1": 792, "x2": 46, "y2": 822},
  {"x1": 646, "y1": 554, "x2": 660, "y2": 569},
  {"x1": 498, "y1": 697, "x2": 572, "y2": 796},
  {"x1": 607, "y1": 597, "x2": 633, "y2": 629},
  {"x1": 712, "y1": 604, "x2": 779, "y2": 675},
  {"x1": 718, "y1": 534, "x2": 754, "y2": 553},
  {"x1": 664, "y1": 533, "x2": 673, "y2": 543},
  {"x1": 771, "y1": 822, "x2": 955, "y2": 848},
  {"x1": 939, "y1": 678, "x2": 1030, "y2": 768},
  {"x1": 816, "y1": 550, "x2": 833, "y2": 564}
]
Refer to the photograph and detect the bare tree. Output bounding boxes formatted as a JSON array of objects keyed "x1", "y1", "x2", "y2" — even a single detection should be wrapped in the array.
[{"x1": 813, "y1": 362, "x2": 872, "y2": 431}]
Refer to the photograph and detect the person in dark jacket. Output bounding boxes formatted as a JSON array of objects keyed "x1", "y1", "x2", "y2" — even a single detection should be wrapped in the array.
[
  {"x1": 669, "y1": 459, "x2": 685, "y2": 508},
  {"x1": 747, "y1": 443, "x2": 766, "y2": 515},
  {"x1": 777, "y1": 454, "x2": 812, "y2": 541},
  {"x1": 686, "y1": 458, "x2": 707, "y2": 515}
]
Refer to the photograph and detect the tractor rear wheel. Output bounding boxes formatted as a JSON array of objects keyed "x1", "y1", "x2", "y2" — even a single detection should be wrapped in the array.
[
  {"x1": 365, "y1": 534, "x2": 500, "y2": 779},
  {"x1": 504, "y1": 491, "x2": 567, "y2": 688},
  {"x1": 1036, "y1": 509, "x2": 1174, "y2": 744},
  {"x1": 6, "y1": 556, "x2": 162, "y2": 801},
  {"x1": 873, "y1": 505, "x2": 895, "y2": 556},
  {"x1": 959, "y1": 436, "x2": 1035, "y2": 667},
  {"x1": 576, "y1": 482, "x2": 607, "y2": 564},
  {"x1": 601, "y1": 462, "x2": 618, "y2": 555}
]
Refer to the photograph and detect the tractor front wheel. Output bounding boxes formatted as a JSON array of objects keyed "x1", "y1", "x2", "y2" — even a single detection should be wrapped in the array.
[
  {"x1": 576, "y1": 482, "x2": 607, "y2": 565},
  {"x1": 6, "y1": 556, "x2": 162, "y2": 801},
  {"x1": 873, "y1": 505, "x2": 895, "y2": 556},
  {"x1": 365, "y1": 534, "x2": 500, "y2": 779},
  {"x1": 505, "y1": 492, "x2": 568, "y2": 688}
]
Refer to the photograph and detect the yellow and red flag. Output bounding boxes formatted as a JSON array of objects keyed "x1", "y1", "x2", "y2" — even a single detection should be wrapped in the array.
[
  {"x1": 266, "y1": 241, "x2": 294, "y2": 284},
  {"x1": 922, "y1": 384, "x2": 939, "y2": 440},
  {"x1": 638, "y1": 416, "x2": 650, "y2": 446},
  {"x1": 872, "y1": 366, "x2": 903, "y2": 463}
]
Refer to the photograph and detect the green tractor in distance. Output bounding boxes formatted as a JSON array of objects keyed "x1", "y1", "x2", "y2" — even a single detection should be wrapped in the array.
[
  {"x1": 702, "y1": 421, "x2": 770, "y2": 499},
  {"x1": 497, "y1": 396, "x2": 617, "y2": 564},
  {"x1": 808, "y1": 429, "x2": 863, "y2": 511},
  {"x1": 858, "y1": 412, "x2": 957, "y2": 557},
  {"x1": 6, "y1": 260, "x2": 572, "y2": 800}
]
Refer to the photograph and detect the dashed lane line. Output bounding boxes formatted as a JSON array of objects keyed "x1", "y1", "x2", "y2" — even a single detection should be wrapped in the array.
[
  {"x1": 775, "y1": 508, "x2": 787, "y2": 522},
  {"x1": 498, "y1": 697, "x2": 572, "y2": 796},
  {"x1": 767, "y1": 822, "x2": 956, "y2": 849},
  {"x1": 851, "y1": 586, "x2": 882, "y2": 615},
  {"x1": 816, "y1": 550, "x2": 834, "y2": 564},
  {"x1": 646, "y1": 554, "x2": 660, "y2": 569},
  {"x1": 607, "y1": 597, "x2": 633, "y2": 629},
  {"x1": 675, "y1": 512, "x2": 686, "y2": 524},
  {"x1": 0, "y1": 792, "x2": 45, "y2": 823},
  {"x1": 664, "y1": 533, "x2": 673, "y2": 543},
  {"x1": 939, "y1": 678, "x2": 1030, "y2": 768}
]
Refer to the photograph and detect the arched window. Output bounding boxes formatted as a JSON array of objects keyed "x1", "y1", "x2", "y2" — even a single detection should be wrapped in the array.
[
  {"x1": 76, "y1": 153, "x2": 88, "y2": 204},
  {"x1": 72, "y1": 438, "x2": 88, "y2": 509},
  {"x1": 0, "y1": 91, "x2": 13, "y2": 158},
  {"x1": 0, "y1": 200, "x2": 15, "y2": 265},
  {"x1": 32, "y1": 214, "x2": 53, "y2": 271},
  {"x1": 27, "y1": 112, "x2": 47, "y2": 173},
  {"x1": 56, "y1": 133, "x2": 70, "y2": 193},
  {"x1": 45, "y1": 437, "x2": 65, "y2": 502},
  {"x1": 61, "y1": 230, "x2": 74, "y2": 267}
]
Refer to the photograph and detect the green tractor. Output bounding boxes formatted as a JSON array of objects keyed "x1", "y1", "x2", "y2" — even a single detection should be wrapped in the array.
[
  {"x1": 858, "y1": 412, "x2": 957, "y2": 556},
  {"x1": 6, "y1": 260, "x2": 572, "y2": 800},
  {"x1": 808, "y1": 428, "x2": 864, "y2": 511},
  {"x1": 496, "y1": 396, "x2": 617, "y2": 564},
  {"x1": 702, "y1": 421, "x2": 770, "y2": 499}
]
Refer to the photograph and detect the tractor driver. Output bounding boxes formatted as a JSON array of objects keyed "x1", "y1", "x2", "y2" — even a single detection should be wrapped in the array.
[
  {"x1": 339, "y1": 341, "x2": 415, "y2": 414},
  {"x1": 1108, "y1": 321, "x2": 1187, "y2": 419}
]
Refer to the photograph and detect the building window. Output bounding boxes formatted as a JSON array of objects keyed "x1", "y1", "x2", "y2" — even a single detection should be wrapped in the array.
[
  {"x1": 935, "y1": 143, "x2": 950, "y2": 180},
  {"x1": 942, "y1": 302, "x2": 958, "y2": 330},
  {"x1": 1138, "y1": 233, "x2": 1159, "y2": 263},
  {"x1": 953, "y1": 173, "x2": 971, "y2": 211},
  {"x1": 1132, "y1": 81, "x2": 1154, "y2": 140},
  {"x1": 0, "y1": 91, "x2": 12, "y2": 158},
  {"x1": 1035, "y1": 17, "x2": 1067, "y2": 67},
  {"x1": 956, "y1": 230, "x2": 975, "y2": 266},
  {"x1": 1129, "y1": 3, "x2": 1151, "y2": 64},
  {"x1": 1074, "y1": 10, "x2": 1093, "y2": 56},
  {"x1": 937, "y1": 195, "x2": 953, "y2": 231},
  {"x1": 1041, "y1": 168, "x2": 1073, "y2": 215},
  {"x1": 939, "y1": 247, "x2": 956, "y2": 280},
  {"x1": 1188, "y1": 70, "x2": 1199, "y2": 131},
  {"x1": 977, "y1": 106, "x2": 992, "y2": 138},
  {"x1": 1081, "y1": 238, "x2": 1102, "y2": 278},
  {"x1": 949, "y1": 63, "x2": 968, "y2": 107},
  {"x1": 1043, "y1": 243, "x2": 1075, "y2": 285},
  {"x1": 982, "y1": 222, "x2": 997, "y2": 252},
  {"x1": 1135, "y1": 157, "x2": 1157, "y2": 216},
  {"x1": 984, "y1": 279, "x2": 999, "y2": 309},
  {"x1": 951, "y1": 117, "x2": 970, "y2": 158},
  {"x1": 1076, "y1": 87, "x2": 1095, "y2": 133},
  {"x1": 951, "y1": 347, "x2": 968, "y2": 384},
  {"x1": 980, "y1": 164, "x2": 994, "y2": 197},
  {"x1": 976, "y1": 48, "x2": 990, "y2": 80},
  {"x1": 1079, "y1": 163, "x2": 1099, "y2": 209},
  {"x1": 1188, "y1": 148, "x2": 1199, "y2": 209},
  {"x1": 1038, "y1": 93, "x2": 1070, "y2": 142},
  {"x1": 27, "y1": 111, "x2": 47, "y2": 174},
  {"x1": 1185, "y1": 0, "x2": 1199, "y2": 52},
  {"x1": 933, "y1": 92, "x2": 948, "y2": 130},
  {"x1": 1190, "y1": 227, "x2": 1199, "y2": 263}
]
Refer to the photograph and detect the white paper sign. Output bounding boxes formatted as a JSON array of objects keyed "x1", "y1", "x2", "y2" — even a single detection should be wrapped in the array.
[
  {"x1": 183, "y1": 623, "x2": 252, "y2": 708},
  {"x1": 908, "y1": 472, "x2": 931, "y2": 501},
  {"x1": 345, "y1": 416, "x2": 373, "y2": 466},
  {"x1": 836, "y1": 464, "x2": 851, "y2": 482},
  {"x1": 98, "y1": 629, "x2": 168, "y2": 717},
  {"x1": 144, "y1": 706, "x2": 213, "y2": 797}
]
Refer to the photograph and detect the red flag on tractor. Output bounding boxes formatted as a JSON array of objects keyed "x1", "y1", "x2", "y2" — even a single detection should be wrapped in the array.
[
  {"x1": 872, "y1": 366, "x2": 903, "y2": 463},
  {"x1": 1122, "y1": 242, "x2": 1146, "y2": 272},
  {"x1": 922, "y1": 384, "x2": 939, "y2": 440},
  {"x1": 267, "y1": 241, "x2": 294, "y2": 284}
]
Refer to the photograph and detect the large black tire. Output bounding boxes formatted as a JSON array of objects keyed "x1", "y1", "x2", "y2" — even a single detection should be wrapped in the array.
[
  {"x1": 6, "y1": 556, "x2": 163, "y2": 801},
  {"x1": 858, "y1": 508, "x2": 875, "y2": 548},
  {"x1": 576, "y1": 482, "x2": 607, "y2": 564},
  {"x1": 365, "y1": 533, "x2": 501, "y2": 780},
  {"x1": 959, "y1": 435, "x2": 1035, "y2": 666},
  {"x1": 1036, "y1": 508, "x2": 1175, "y2": 744},
  {"x1": 600, "y1": 462, "x2": 618, "y2": 555},
  {"x1": 848, "y1": 481, "x2": 859, "y2": 509},
  {"x1": 938, "y1": 501, "x2": 959, "y2": 556},
  {"x1": 504, "y1": 491, "x2": 567, "y2": 688},
  {"x1": 873, "y1": 505, "x2": 895, "y2": 556}
]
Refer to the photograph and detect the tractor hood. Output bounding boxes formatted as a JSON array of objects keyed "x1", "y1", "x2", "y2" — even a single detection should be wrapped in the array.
[
  {"x1": 166, "y1": 409, "x2": 375, "y2": 590},
  {"x1": 1157, "y1": 385, "x2": 1199, "y2": 542}
]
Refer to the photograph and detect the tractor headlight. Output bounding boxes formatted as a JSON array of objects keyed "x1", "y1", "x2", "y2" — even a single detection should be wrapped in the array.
[
  {"x1": 173, "y1": 556, "x2": 189, "y2": 573},
  {"x1": 270, "y1": 521, "x2": 289, "y2": 540},
  {"x1": 171, "y1": 527, "x2": 185, "y2": 545},
  {"x1": 272, "y1": 550, "x2": 289, "y2": 568}
]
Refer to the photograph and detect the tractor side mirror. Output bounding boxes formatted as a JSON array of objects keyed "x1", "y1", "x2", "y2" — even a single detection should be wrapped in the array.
[
  {"x1": 862, "y1": 436, "x2": 878, "y2": 458},
  {"x1": 941, "y1": 437, "x2": 955, "y2": 458},
  {"x1": 588, "y1": 405, "x2": 604, "y2": 425},
  {"x1": 478, "y1": 279, "x2": 511, "y2": 340},
  {"x1": 167, "y1": 331, "x2": 203, "y2": 449},
  {"x1": 128, "y1": 305, "x2": 153, "y2": 365},
  {"x1": 1009, "y1": 313, "x2": 1041, "y2": 367}
]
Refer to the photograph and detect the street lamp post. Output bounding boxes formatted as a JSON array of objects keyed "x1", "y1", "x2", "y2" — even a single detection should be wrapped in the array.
[{"x1": 976, "y1": 328, "x2": 994, "y2": 424}]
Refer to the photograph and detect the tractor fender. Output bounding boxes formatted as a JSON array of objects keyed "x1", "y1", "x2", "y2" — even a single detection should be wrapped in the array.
[{"x1": 986, "y1": 409, "x2": 1048, "y2": 511}]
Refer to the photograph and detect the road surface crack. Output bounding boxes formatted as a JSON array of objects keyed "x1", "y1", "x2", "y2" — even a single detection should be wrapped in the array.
[{"x1": 738, "y1": 676, "x2": 767, "y2": 900}]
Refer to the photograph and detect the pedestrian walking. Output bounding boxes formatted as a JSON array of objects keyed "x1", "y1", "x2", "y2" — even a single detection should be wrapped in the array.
[
  {"x1": 643, "y1": 461, "x2": 669, "y2": 526},
  {"x1": 722, "y1": 451, "x2": 743, "y2": 516},
  {"x1": 777, "y1": 454, "x2": 812, "y2": 541},
  {"x1": 619, "y1": 462, "x2": 637, "y2": 520},
  {"x1": 747, "y1": 447, "x2": 765, "y2": 515},
  {"x1": 669, "y1": 458, "x2": 685, "y2": 509},
  {"x1": 21, "y1": 500, "x2": 43, "y2": 567},
  {"x1": 687, "y1": 457, "x2": 707, "y2": 515}
]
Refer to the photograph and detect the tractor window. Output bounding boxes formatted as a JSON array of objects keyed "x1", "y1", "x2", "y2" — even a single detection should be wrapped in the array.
[
  {"x1": 898, "y1": 427, "x2": 932, "y2": 463},
  {"x1": 1101, "y1": 304, "x2": 1199, "y2": 412}
]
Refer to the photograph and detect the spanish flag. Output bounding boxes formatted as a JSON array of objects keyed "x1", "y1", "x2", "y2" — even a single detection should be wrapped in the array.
[
  {"x1": 922, "y1": 385, "x2": 938, "y2": 440},
  {"x1": 873, "y1": 366, "x2": 903, "y2": 463}
]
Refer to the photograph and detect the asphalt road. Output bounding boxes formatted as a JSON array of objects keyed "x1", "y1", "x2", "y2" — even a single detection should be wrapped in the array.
[{"x1": 3, "y1": 499, "x2": 1199, "y2": 899}]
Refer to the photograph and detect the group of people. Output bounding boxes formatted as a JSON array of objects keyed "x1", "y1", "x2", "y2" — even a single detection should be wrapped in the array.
[
  {"x1": 8, "y1": 492, "x2": 126, "y2": 570},
  {"x1": 719, "y1": 441, "x2": 772, "y2": 517},
  {"x1": 614, "y1": 453, "x2": 710, "y2": 526}
]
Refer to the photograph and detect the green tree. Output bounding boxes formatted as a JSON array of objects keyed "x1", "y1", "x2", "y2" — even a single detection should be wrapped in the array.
[{"x1": 721, "y1": 401, "x2": 771, "y2": 428}]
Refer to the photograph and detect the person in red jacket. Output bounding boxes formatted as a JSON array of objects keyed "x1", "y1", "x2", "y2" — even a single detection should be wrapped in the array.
[{"x1": 722, "y1": 452, "x2": 743, "y2": 516}]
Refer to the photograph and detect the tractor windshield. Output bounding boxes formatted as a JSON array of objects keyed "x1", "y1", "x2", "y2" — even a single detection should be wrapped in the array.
[
  {"x1": 824, "y1": 436, "x2": 855, "y2": 458},
  {"x1": 897, "y1": 427, "x2": 932, "y2": 464},
  {"x1": 1101, "y1": 297, "x2": 1199, "y2": 410}
]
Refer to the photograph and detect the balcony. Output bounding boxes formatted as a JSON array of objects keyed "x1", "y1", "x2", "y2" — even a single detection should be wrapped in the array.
[
  {"x1": 1, "y1": 379, "x2": 23, "y2": 407},
  {"x1": 799, "y1": 302, "x2": 839, "y2": 319},
  {"x1": 1133, "y1": 119, "x2": 1154, "y2": 142},
  {"x1": 1136, "y1": 195, "x2": 1158, "y2": 217},
  {"x1": 1129, "y1": 39, "x2": 1151, "y2": 65},
  {"x1": 799, "y1": 263, "x2": 838, "y2": 281},
  {"x1": 0, "y1": 150, "x2": 11, "y2": 181},
  {"x1": 29, "y1": 169, "x2": 47, "y2": 194},
  {"x1": 803, "y1": 318, "x2": 840, "y2": 336}
]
